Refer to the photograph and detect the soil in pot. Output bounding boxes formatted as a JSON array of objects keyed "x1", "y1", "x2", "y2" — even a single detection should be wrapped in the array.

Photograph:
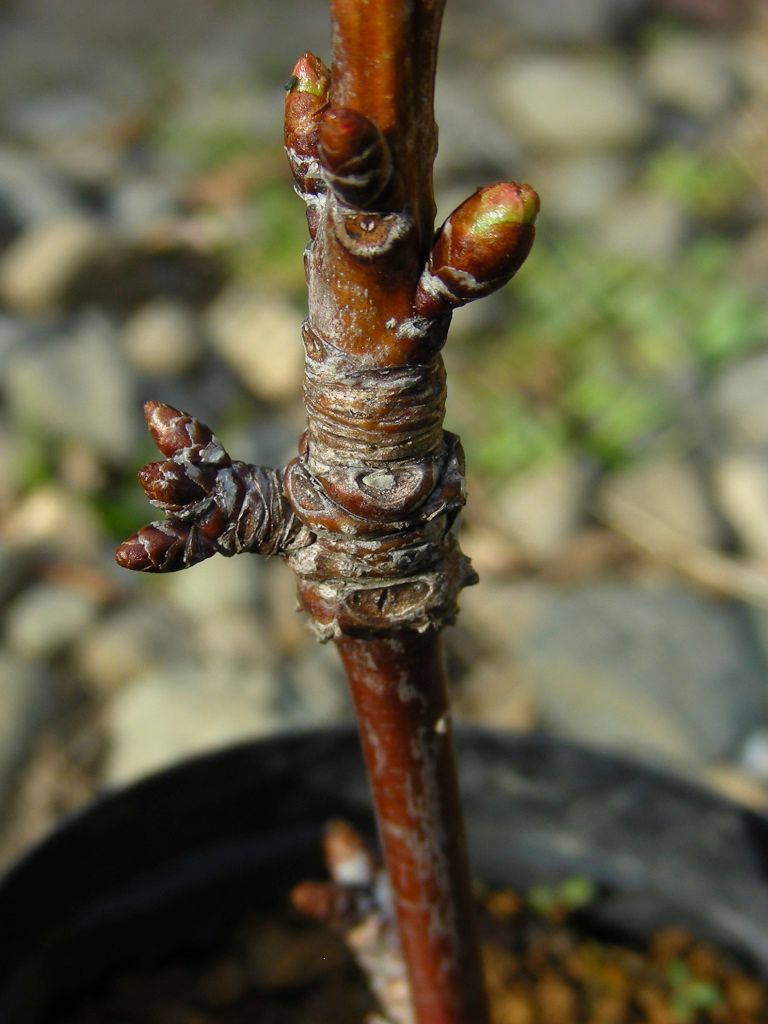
[
  {"x1": 4, "y1": 729, "x2": 768, "y2": 1024},
  {"x1": 57, "y1": 881, "x2": 768, "y2": 1024}
]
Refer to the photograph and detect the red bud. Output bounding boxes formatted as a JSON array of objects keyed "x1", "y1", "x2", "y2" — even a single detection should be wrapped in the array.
[
  {"x1": 144, "y1": 401, "x2": 229, "y2": 465},
  {"x1": 115, "y1": 519, "x2": 221, "y2": 573},
  {"x1": 115, "y1": 522, "x2": 189, "y2": 572},
  {"x1": 138, "y1": 460, "x2": 211, "y2": 509},
  {"x1": 319, "y1": 108, "x2": 392, "y2": 209}
]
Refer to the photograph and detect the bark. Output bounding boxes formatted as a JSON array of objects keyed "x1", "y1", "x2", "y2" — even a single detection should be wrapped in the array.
[{"x1": 336, "y1": 632, "x2": 488, "y2": 1024}]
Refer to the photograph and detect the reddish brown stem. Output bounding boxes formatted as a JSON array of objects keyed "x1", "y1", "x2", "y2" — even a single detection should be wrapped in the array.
[
  {"x1": 119, "y1": 3, "x2": 538, "y2": 1020},
  {"x1": 336, "y1": 631, "x2": 490, "y2": 1024},
  {"x1": 329, "y1": 0, "x2": 444, "y2": 245}
]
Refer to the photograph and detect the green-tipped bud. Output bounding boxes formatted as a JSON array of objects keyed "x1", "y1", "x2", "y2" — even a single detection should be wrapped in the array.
[
  {"x1": 285, "y1": 53, "x2": 330, "y2": 100},
  {"x1": 415, "y1": 182, "x2": 539, "y2": 318},
  {"x1": 284, "y1": 53, "x2": 331, "y2": 199}
]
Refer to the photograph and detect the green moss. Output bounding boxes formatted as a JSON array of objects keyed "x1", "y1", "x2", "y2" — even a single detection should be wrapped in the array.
[
  {"x1": 452, "y1": 226, "x2": 767, "y2": 483},
  {"x1": 527, "y1": 877, "x2": 597, "y2": 918},
  {"x1": 645, "y1": 144, "x2": 752, "y2": 220}
]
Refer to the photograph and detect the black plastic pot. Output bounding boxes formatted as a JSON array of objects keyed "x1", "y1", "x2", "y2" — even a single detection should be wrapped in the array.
[{"x1": 1, "y1": 725, "x2": 767, "y2": 1023}]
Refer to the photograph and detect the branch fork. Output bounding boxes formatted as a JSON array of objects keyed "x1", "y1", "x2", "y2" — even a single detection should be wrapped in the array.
[
  {"x1": 117, "y1": 58, "x2": 538, "y2": 636},
  {"x1": 115, "y1": 401, "x2": 310, "y2": 573}
]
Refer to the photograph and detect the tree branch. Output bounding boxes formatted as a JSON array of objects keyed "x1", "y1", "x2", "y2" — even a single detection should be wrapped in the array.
[{"x1": 117, "y1": 3, "x2": 539, "y2": 1021}]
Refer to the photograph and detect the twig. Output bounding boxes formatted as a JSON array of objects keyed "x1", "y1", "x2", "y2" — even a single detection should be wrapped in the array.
[{"x1": 117, "y1": 2, "x2": 539, "y2": 1020}]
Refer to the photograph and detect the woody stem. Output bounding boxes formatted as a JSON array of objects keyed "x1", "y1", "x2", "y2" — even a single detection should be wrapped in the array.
[
  {"x1": 336, "y1": 632, "x2": 490, "y2": 1024},
  {"x1": 295, "y1": 2, "x2": 491, "y2": 1020}
]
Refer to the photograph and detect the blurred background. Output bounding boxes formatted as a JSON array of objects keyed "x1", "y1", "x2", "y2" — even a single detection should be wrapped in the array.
[{"x1": 0, "y1": 0, "x2": 767, "y2": 867}]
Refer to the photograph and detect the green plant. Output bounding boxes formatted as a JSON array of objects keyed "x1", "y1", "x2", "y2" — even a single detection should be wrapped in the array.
[
  {"x1": 645, "y1": 144, "x2": 751, "y2": 220},
  {"x1": 453, "y1": 230, "x2": 768, "y2": 480},
  {"x1": 666, "y1": 960, "x2": 723, "y2": 1022}
]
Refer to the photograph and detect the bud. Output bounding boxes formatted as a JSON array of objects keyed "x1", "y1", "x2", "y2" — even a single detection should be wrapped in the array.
[
  {"x1": 319, "y1": 108, "x2": 392, "y2": 209},
  {"x1": 414, "y1": 182, "x2": 539, "y2": 318},
  {"x1": 144, "y1": 401, "x2": 229, "y2": 465},
  {"x1": 116, "y1": 521, "x2": 198, "y2": 573},
  {"x1": 284, "y1": 52, "x2": 331, "y2": 198},
  {"x1": 116, "y1": 503, "x2": 228, "y2": 573},
  {"x1": 117, "y1": 404, "x2": 304, "y2": 574},
  {"x1": 138, "y1": 460, "x2": 211, "y2": 510},
  {"x1": 324, "y1": 819, "x2": 375, "y2": 886}
]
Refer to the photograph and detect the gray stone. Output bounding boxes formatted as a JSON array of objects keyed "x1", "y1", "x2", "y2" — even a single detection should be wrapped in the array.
[
  {"x1": 597, "y1": 191, "x2": 687, "y2": 261},
  {"x1": 740, "y1": 729, "x2": 768, "y2": 783},
  {"x1": 597, "y1": 456, "x2": 721, "y2": 548},
  {"x1": 711, "y1": 353, "x2": 768, "y2": 446},
  {"x1": 148, "y1": 565, "x2": 275, "y2": 680},
  {"x1": 454, "y1": 658, "x2": 538, "y2": 732},
  {"x1": 0, "y1": 653, "x2": 52, "y2": 807},
  {"x1": 493, "y1": 56, "x2": 652, "y2": 153},
  {"x1": 5, "y1": 313, "x2": 137, "y2": 461},
  {"x1": 641, "y1": 36, "x2": 736, "y2": 119},
  {"x1": 0, "y1": 424, "x2": 19, "y2": 516},
  {"x1": 0, "y1": 486, "x2": 103, "y2": 561},
  {"x1": 713, "y1": 453, "x2": 768, "y2": 559},
  {"x1": 513, "y1": 582, "x2": 766, "y2": 763},
  {"x1": 181, "y1": 5, "x2": 328, "y2": 83},
  {"x1": 460, "y1": 578, "x2": 554, "y2": 652},
  {"x1": 0, "y1": 316, "x2": 28, "y2": 386},
  {"x1": 737, "y1": 36, "x2": 768, "y2": 101},
  {"x1": 122, "y1": 299, "x2": 204, "y2": 376},
  {"x1": 260, "y1": 556, "x2": 310, "y2": 658},
  {"x1": 5, "y1": 90, "x2": 117, "y2": 148},
  {"x1": 111, "y1": 177, "x2": 181, "y2": 237},
  {"x1": 0, "y1": 544, "x2": 28, "y2": 606},
  {"x1": 530, "y1": 154, "x2": 632, "y2": 224},
  {"x1": 279, "y1": 642, "x2": 351, "y2": 727},
  {"x1": 104, "y1": 664, "x2": 282, "y2": 784},
  {"x1": 0, "y1": 314, "x2": 23, "y2": 356},
  {"x1": 74, "y1": 601, "x2": 191, "y2": 695},
  {"x1": 4, "y1": 91, "x2": 130, "y2": 184},
  {"x1": 434, "y1": 75, "x2": 522, "y2": 181},
  {"x1": 186, "y1": 609, "x2": 275, "y2": 676},
  {"x1": 58, "y1": 440, "x2": 108, "y2": 495},
  {"x1": 224, "y1": 415, "x2": 304, "y2": 480},
  {"x1": 480, "y1": 0, "x2": 637, "y2": 43},
  {"x1": 0, "y1": 147, "x2": 76, "y2": 227},
  {"x1": 0, "y1": 215, "x2": 117, "y2": 313},
  {"x1": 207, "y1": 287, "x2": 304, "y2": 404},
  {"x1": 497, "y1": 459, "x2": 587, "y2": 562},
  {"x1": 160, "y1": 553, "x2": 264, "y2": 621},
  {"x1": 5, "y1": 583, "x2": 100, "y2": 660}
]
